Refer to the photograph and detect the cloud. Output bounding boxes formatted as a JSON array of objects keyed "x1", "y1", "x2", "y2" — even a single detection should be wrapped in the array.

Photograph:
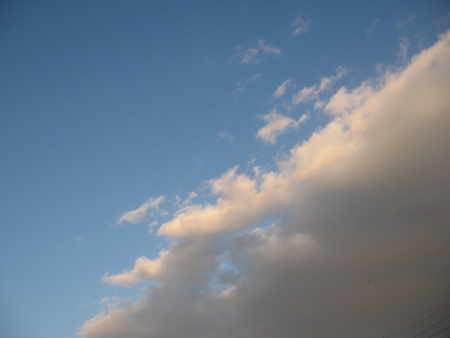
[
  {"x1": 396, "y1": 14, "x2": 416, "y2": 30},
  {"x1": 273, "y1": 79, "x2": 295, "y2": 98},
  {"x1": 175, "y1": 191, "x2": 199, "y2": 208},
  {"x1": 292, "y1": 66, "x2": 347, "y2": 105},
  {"x1": 324, "y1": 82, "x2": 374, "y2": 114},
  {"x1": 256, "y1": 111, "x2": 308, "y2": 144},
  {"x1": 291, "y1": 15, "x2": 310, "y2": 36},
  {"x1": 365, "y1": 18, "x2": 381, "y2": 37},
  {"x1": 79, "y1": 31, "x2": 450, "y2": 338},
  {"x1": 218, "y1": 130, "x2": 234, "y2": 142},
  {"x1": 118, "y1": 196, "x2": 165, "y2": 224},
  {"x1": 397, "y1": 37, "x2": 410, "y2": 63},
  {"x1": 234, "y1": 40, "x2": 282, "y2": 64},
  {"x1": 103, "y1": 251, "x2": 168, "y2": 286},
  {"x1": 235, "y1": 73, "x2": 263, "y2": 93}
]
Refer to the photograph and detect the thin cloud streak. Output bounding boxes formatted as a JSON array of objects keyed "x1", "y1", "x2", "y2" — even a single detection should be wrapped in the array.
[{"x1": 233, "y1": 40, "x2": 282, "y2": 64}]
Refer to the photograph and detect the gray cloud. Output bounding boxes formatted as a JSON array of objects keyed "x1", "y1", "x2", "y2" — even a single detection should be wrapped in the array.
[{"x1": 79, "y1": 31, "x2": 450, "y2": 338}]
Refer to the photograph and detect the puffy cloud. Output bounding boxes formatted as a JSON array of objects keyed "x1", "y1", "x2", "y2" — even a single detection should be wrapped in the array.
[
  {"x1": 292, "y1": 66, "x2": 347, "y2": 104},
  {"x1": 291, "y1": 15, "x2": 310, "y2": 36},
  {"x1": 79, "y1": 31, "x2": 450, "y2": 338},
  {"x1": 324, "y1": 82, "x2": 374, "y2": 114},
  {"x1": 234, "y1": 40, "x2": 282, "y2": 64},
  {"x1": 103, "y1": 251, "x2": 168, "y2": 286},
  {"x1": 158, "y1": 166, "x2": 266, "y2": 237},
  {"x1": 273, "y1": 79, "x2": 295, "y2": 98},
  {"x1": 256, "y1": 111, "x2": 308, "y2": 144},
  {"x1": 118, "y1": 196, "x2": 165, "y2": 224}
]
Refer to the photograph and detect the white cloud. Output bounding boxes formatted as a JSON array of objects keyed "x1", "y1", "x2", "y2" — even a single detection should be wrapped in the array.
[
  {"x1": 256, "y1": 111, "x2": 308, "y2": 144},
  {"x1": 291, "y1": 16, "x2": 310, "y2": 36},
  {"x1": 159, "y1": 35, "x2": 450, "y2": 237},
  {"x1": 273, "y1": 79, "x2": 295, "y2": 98},
  {"x1": 118, "y1": 196, "x2": 165, "y2": 224},
  {"x1": 80, "y1": 31, "x2": 450, "y2": 338},
  {"x1": 234, "y1": 40, "x2": 282, "y2": 64},
  {"x1": 292, "y1": 66, "x2": 347, "y2": 105},
  {"x1": 324, "y1": 82, "x2": 374, "y2": 114},
  {"x1": 103, "y1": 251, "x2": 168, "y2": 286}
]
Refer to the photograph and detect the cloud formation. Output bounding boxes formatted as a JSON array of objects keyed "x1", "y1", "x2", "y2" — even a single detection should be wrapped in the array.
[
  {"x1": 80, "y1": 31, "x2": 450, "y2": 338},
  {"x1": 273, "y1": 79, "x2": 295, "y2": 98},
  {"x1": 256, "y1": 111, "x2": 308, "y2": 144},
  {"x1": 103, "y1": 252, "x2": 168, "y2": 286},
  {"x1": 291, "y1": 15, "x2": 310, "y2": 36},
  {"x1": 324, "y1": 81, "x2": 374, "y2": 114},
  {"x1": 118, "y1": 196, "x2": 165, "y2": 224},
  {"x1": 292, "y1": 66, "x2": 346, "y2": 105},
  {"x1": 234, "y1": 40, "x2": 282, "y2": 64}
]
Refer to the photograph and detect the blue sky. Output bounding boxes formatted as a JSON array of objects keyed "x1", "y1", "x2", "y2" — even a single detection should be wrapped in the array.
[{"x1": 1, "y1": 1, "x2": 450, "y2": 338}]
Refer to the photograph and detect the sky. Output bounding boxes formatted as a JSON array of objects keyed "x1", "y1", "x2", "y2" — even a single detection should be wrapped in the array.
[{"x1": 1, "y1": 1, "x2": 450, "y2": 337}]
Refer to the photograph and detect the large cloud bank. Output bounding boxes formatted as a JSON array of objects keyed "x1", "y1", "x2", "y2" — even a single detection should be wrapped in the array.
[{"x1": 79, "y1": 31, "x2": 450, "y2": 338}]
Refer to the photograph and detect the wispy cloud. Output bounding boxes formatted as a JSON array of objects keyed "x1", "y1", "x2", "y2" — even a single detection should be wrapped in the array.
[
  {"x1": 175, "y1": 191, "x2": 199, "y2": 209},
  {"x1": 292, "y1": 66, "x2": 347, "y2": 105},
  {"x1": 233, "y1": 40, "x2": 282, "y2": 64},
  {"x1": 396, "y1": 14, "x2": 416, "y2": 30},
  {"x1": 118, "y1": 196, "x2": 165, "y2": 224},
  {"x1": 256, "y1": 111, "x2": 308, "y2": 144},
  {"x1": 273, "y1": 79, "x2": 295, "y2": 98},
  {"x1": 397, "y1": 37, "x2": 409, "y2": 63},
  {"x1": 218, "y1": 130, "x2": 235, "y2": 142},
  {"x1": 235, "y1": 73, "x2": 263, "y2": 93},
  {"x1": 291, "y1": 15, "x2": 310, "y2": 36},
  {"x1": 365, "y1": 18, "x2": 380, "y2": 37}
]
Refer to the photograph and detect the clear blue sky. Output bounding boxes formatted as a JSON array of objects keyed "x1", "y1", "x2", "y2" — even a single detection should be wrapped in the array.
[{"x1": 1, "y1": 1, "x2": 449, "y2": 337}]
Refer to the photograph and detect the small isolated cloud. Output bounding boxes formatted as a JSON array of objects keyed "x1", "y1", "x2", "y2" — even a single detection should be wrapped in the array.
[
  {"x1": 257, "y1": 111, "x2": 308, "y2": 144},
  {"x1": 291, "y1": 15, "x2": 310, "y2": 36},
  {"x1": 118, "y1": 196, "x2": 165, "y2": 224},
  {"x1": 218, "y1": 130, "x2": 234, "y2": 142},
  {"x1": 292, "y1": 66, "x2": 347, "y2": 105},
  {"x1": 234, "y1": 40, "x2": 282, "y2": 64},
  {"x1": 396, "y1": 14, "x2": 416, "y2": 30},
  {"x1": 235, "y1": 73, "x2": 263, "y2": 93},
  {"x1": 273, "y1": 79, "x2": 295, "y2": 98},
  {"x1": 365, "y1": 18, "x2": 380, "y2": 37}
]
